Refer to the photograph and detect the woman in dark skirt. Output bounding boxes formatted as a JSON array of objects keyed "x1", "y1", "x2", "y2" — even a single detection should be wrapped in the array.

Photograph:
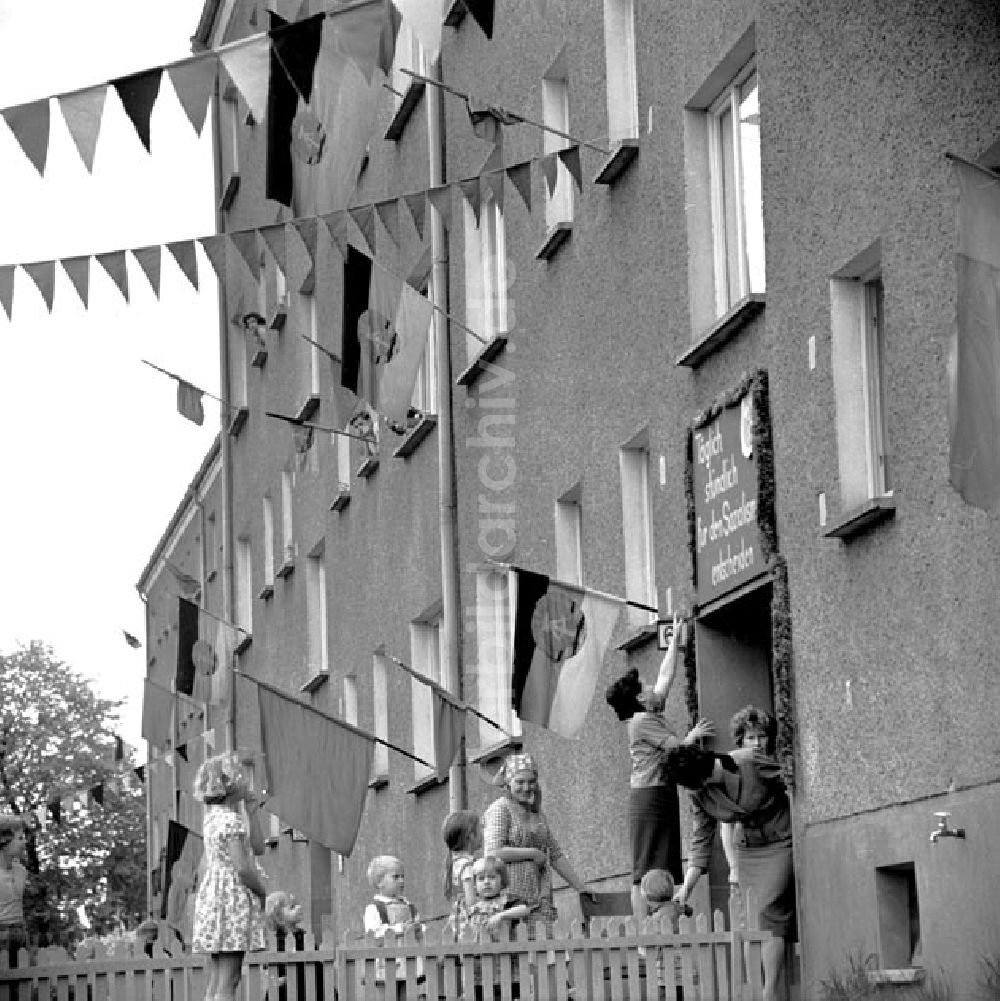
[{"x1": 605, "y1": 615, "x2": 713, "y2": 919}]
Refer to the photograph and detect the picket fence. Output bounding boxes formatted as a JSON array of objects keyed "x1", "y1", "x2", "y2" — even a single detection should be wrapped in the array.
[{"x1": 0, "y1": 907, "x2": 772, "y2": 1001}]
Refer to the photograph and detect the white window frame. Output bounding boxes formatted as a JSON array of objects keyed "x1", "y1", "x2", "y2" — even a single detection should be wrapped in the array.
[
  {"x1": 232, "y1": 322, "x2": 248, "y2": 408},
  {"x1": 225, "y1": 94, "x2": 240, "y2": 175},
  {"x1": 343, "y1": 674, "x2": 358, "y2": 726},
  {"x1": 306, "y1": 544, "x2": 329, "y2": 678},
  {"x1": 262, "y1": 495, "x2": 275, "y2": 586},
  {"x1": 707, "y1": 62, "x2": 764, "y2": 316},
  {"x1": 620, "y1": 438, "x2": 656, "y2": 627},
  {"x1": 409, "y1": 612, "x2": 444, "y2": 783},
  {"x1": 410, "y1": 271, "x2": 438, "y2": 416},
  {"x1": 281, "y1": 469, "x2": 295, "y2": 564},
  {"x1": 862, "y1": 275, "x2": 890, "y2": 498},
  {"x1": 305, "y1": 293, "x2": 321, "y2": 398},
  {"x1": 372, "y1": 653, "x2": 390, "y2": 781},
  {"x1": 602, "y1": 0, "x2": 639, "y2": 144},
  {"x1": 335, "y1": 431, "x2": 352, "y2": 490},
  {"x1": 474, "y1": 570, "x2": 521, "y2": 748},
  {"x1": 463, "y1": 193, "x2": 507, "y2": 359},
  {"x1": 236, "y1": 535, "x2": 252, "y2": 633},
  {"x1": 543, "y1": 73, "x2": 573, "y2": 229}
]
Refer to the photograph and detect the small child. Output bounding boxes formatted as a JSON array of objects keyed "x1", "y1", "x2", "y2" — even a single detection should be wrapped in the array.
[
  {"x1": 467, "y1": 856, "x2": 529, "y2": 937},
  {"x1": 441, "y1": 810, "x2": 482, "y2": 934},
  {"x1": 639, "y1": 869, "x2": 690, "y2": 1000},
  {"x1": 363, "y1": 855, "x2": 425, "y2": 998}
]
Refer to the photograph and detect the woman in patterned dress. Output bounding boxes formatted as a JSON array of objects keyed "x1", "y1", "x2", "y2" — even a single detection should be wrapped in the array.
[
  {"x1": 482, "y1": 753, "x2": 593, "y2": 923},
  {"x1": 190, "y1": 752, "x2": 267, "y2": 1001}
]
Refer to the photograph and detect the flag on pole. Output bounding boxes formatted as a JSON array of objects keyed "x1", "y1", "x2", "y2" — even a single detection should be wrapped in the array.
[
  {"x1": 432, "y1": 689, "x2": 465, "y2": 780},
  {"x1": 510, "y1": 570, "x2": 621, "y2": 739},
  {"x1": 373, "y1": 278, "x2": 434, "y2": 427},
  {"x1": 176, "y1": 379, "x2": 205, "y2": 426},
  {"x1": 141, "y1": 678, "x2": 176, "y2": 750},
  {"x1": 257, "y1": 681, "x2": 373, "y2": 855},
  {"x1": 123, "y1": 630, "x2": 142, "y2": 649},
  {"x1": 176, "y1": 597, "x2": 241, "y2": 704},
  {"x1": 949, "y1": 157, "x2": 1000, "y2": 510},
  {"x1": 160, "y1": 820, "x2": 203, "y2": 943}
]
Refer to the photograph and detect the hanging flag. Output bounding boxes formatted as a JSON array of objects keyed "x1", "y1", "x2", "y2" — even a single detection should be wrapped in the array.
[
  {"x1": 483, "y1": 169, "x2": 504, "y2": 213},
  {"x1": 22, "y1": 261, "x2": 55, "y2": 312},
  {"x1": 124, "y1": 630, "x2": 142, "y2": 649},
  {"x1": 403, "y1": 191, "x2": 426, "y2": 240},
  {"x1": 58, "y1": 85, "x2": 107, "y2": 172},
  {"x1": 132, "y1": 246, "x2": 162, "y2": 298},
  {"x1": 198, "y1": 234, "x2": 228, "y2": 282},
  {"x1": 134, "y1": 764, "x2": 146, "y2": 783},
  {"x1": 285, "y1": 220, "x2": 315, "y2": 291},
  {"x1": 165, "y1": 560, "x2": 201, "y2": 595},
  {"x1": 433, "y1": 689, "x2": 465, "y2": 781},
  {"x1": 229, "y1": 229, "x2": 261, "y2": 283},
  {"x1": 166, "y1": 240, "x2": 200, "y2": 291},
  {"x1": 2, "y1": 98, "x2": 50, "y2": 176},
  {"x1": 375, "y1": 278, "x2": 434, "y2": 426},
  {"x1": 168, "y1": 54, "x2": 217, "y2": 136},
  {"x1": 267, "y1": 12, "x2": 325, "y2": 206},
  {"x1": 219, "y1": 37, "x2": 271, "y2": 124},
  {"x1": 161, "y1": 820, "x2": 204, "y2": 943},
  {"x1": 540, "y1": 152, "x2": 558, "y2": 198},
  {"x1": 949, "y1": 157, "x2": 1000, "y2": 511},
  {"x1": 460, "y1": 177, "x2": 481, "y2": 226},
  {"x1": 466, "y1": 96, "x2": 522, "y2": 138},
  {"x1": 557, "y1": 145, "x2": 582, "y2": 192},
  {"x1": 374, "y1": 198, "x2": 402, "y2": 249},
  {"x1": 506, "y1": 160, "x2": 532, "y2": 212},
  {"x1": 378, "y1": 0, "x2": 403, "y2": 76},
  {"x1": 0, "y1": 266, "x2": 13, "y2": 321},
  {"x1": 141, "y1": 678, "x2": 176, "y2": 750},
  {"x1": 113, "y1": 68, "x2": 162, "y2": 153},
  {"x1": 259, "y1": 224, "x2": 288, "y2": 280},
  {"x1": 349, "y1": 205, "x2": 376, "y2": 254},
  {"x1": 257, "y1": 680, "x2": 374, "y2": 855},
  {"x1": 511, "y1": 570, "x2": 622, "y2": 739},
  {"x1": 464, "y1": 0, "x2": 495, "y2": 39},
  {"x1": 60, "y1": 255, "x2": 90, "y2": 308},
  {"x1": 176, "y1": 380, "x2": 205, "y2": 426},
  {"x1": 329, "y1": 0, "x2": 385, "y2": 83},
  {"x1": 95, "y1": 251, "x2": 129, "y2": 302},
  {"x1": 90, "y1": 784, "x2": 104, "y2": 807}
]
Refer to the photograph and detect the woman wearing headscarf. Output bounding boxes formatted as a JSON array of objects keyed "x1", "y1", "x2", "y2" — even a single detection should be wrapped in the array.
[
  {"x1": 482, "y1": 752, "x2": 592, "y2": 922},
  {"x1": 664, "y1": 706, "x2": 794, "y2": 1001},
  {"x1": 604, "y1": 614, "x2": 713, "y2": 918}
]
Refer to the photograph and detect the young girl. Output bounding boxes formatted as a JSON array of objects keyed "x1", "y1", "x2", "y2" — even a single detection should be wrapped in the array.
[
  {"x1": 441, "y1": 810, "x2": 481, "y2": 933},
  {"x1": 467, "y1": 857, "x2": 529, "y2": 936},
  {"x1": 190, "y1": 752, "x2": 267, "y2": 1001}
]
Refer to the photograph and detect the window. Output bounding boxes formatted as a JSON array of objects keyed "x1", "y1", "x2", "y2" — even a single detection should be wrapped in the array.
[
  {"x1": 474, "y1": 570, "x2": 521, "y2": 748},
  {"x1": 262, "y1": 495, "x2": 275, "y2": 588},
  {"x1": 306, "y1": 544, "x2": 329, "y2": 679},
  {"x1": 372, "y1": 653, "x2": 390, "y2": 782},
  {"x1": 343, "y1": 674, "x2": 358, "y2": 726},
  {"x1": 830, "y1": 242, "x2": 892, "y2": 511},
  {"x1": 410, "y1": 612, "x2": 444, "y2": 784},
  {"x1": 543, "y1": 61, "x2": 573, "y2": 231},
  {"x1": 219, "y1": 94, "x2": 241, "y2": 211},
  {"x1": 236, "y1": 536, "x2": 252, "y2": 633},
  {"x1": 602, "y1": 0, "x2": 638, "y2": 144},
  {"x1": 875, "y1": 863, "x2": 921, "y2": 969},
  {"x1": 281, "y1": 469, "x2": 295, "y2": 566},
  {"x1": 554, "y1": 487, "x2": 583, "y2": 586},
  {"x1": 408, "y1": 260, "x2": 437, "y2": 416},
  {"x1": 620, "y1": 435, "x2": 656, "y2": 627},
  {"x1": 391, "y1": 24, "x2": 428, "y2": 110},
  {"x1": 205, "y1": 512, "x2": 218, "y2": 580},
  {"x1": 335, "y1": 431, "x2": 351, "y2": 490},
  {"x1": 231, "y1": 321, "x2": 248, "y2": 409},
  {"x1": 707, "y1": 64, "x2": 764, "y2": 316},
  {"x1": 463, "y1": 192, "x2": 507, "y2": 358},
  {"x1": 304, "y1": 293, "x2": 321, "y2": 402}
]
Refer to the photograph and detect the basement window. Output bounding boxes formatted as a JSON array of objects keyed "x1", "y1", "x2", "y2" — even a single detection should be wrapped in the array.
[{"x1": 875, "y1": 862, "x2": 922, "y2": 971}]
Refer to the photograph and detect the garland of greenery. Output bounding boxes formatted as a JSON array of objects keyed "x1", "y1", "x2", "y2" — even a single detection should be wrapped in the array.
[{"x1": 682, "y1": 369, "x2": 795, "y2": 788}]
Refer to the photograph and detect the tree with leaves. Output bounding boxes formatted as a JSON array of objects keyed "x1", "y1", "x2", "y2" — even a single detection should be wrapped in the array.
[{"x1": 0, "y1": 641, "x2": 146, "y2": 947}]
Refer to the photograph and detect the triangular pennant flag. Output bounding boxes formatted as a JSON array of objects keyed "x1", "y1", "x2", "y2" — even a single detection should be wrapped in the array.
[
  {"x1": 219, "y1": 37, "x2": 271, "y2": 124},
  {"x1": 229, "y1": 229, "x2": 261, "y2": 283},
  {"x1": 322, "y1": 210, "x2": 354, "y2": 257},
  {"x1": 464, "y1": 0, "x2": 495, "y2": 39},
  {"x1": 378, "y1": 0, "x2": 403, "y2": 76},
  {"x1": 395, "y1": 0, "x2": 443, "y2": 64},
  {"x1": 374, "y1": 198, "x2": 402, "y2": 249},
  {"x1": 377, "y1": 280, "x2": 434, "y2": 425},
  {"x1": 132, "y1": 246, "x2": 162, "y2": 298},
  {"x1": 329, "y1": 0, "x2": 385, "y2": 83},
  {"x1": 113, "y1": 68, "x2": 162, "y2": 153},
  {"x1": 166, "y1": 241, "x2": 199, "y2": 291},
  {"x1": 294, "y1": 215, "x2": 320, "y2": 291},
  {"x1": 198, "y1": 234, "x2": 228, "y2": 282},
  {"x1": 95, "y1": 251, "x2": 130, "y2": 302},
  {"x1": 91, "y1": 784, "x2": 104, "y2": 807},
  {"x1": 177, "y1": 380, "x2": 206, "y2": 426},
  {"x1": 506, "y1": 160, "x2": 532, "y2": 212},
  {"x1": 427, "y1": 184, "x2": 452, "y2": 230},
  {"x1": 285, "y1": 220, "x2": 313, "y2": 291},
  {"x1": 557, "y1": 144, "x2": 582, "y2": 192},
  {"x1": 433, "y1": 689, "x2": 464, "y2": 781},
  {"x1": 22, "y1": 261, "x2": 56, "y2": 312},
  {"x1": 176, "y1": 745, "x2": 188, "y2": 762},
  {"x1": 57, "y1": 86, "x2": 107, "y2": 172},
  {"x1": 141, "y1": 678, "x2": 176, "y2": 750},
  {"x1": 167, "y1": 55, "x2": 217, "y2": 136},
  {"x1": 459, "y1": 177, "x2": 481, "y2": 226},
  {"x1": 259, "y1": 223, "x2": 288, "y2": 278},
  {"x1": 540, "y1": 152, "x2": 558, "y2": 198},
  {"x1": 1, "y1": 98, "x2": 50, "y2": 176},
  {"x1": 403, "y1": 191, "x2": 426, "y2": 240},
  {"x1": 349, "y1": 205, "x2": 376, "y2": 254},
  {"x1": 483, "y1": 169, "x2": 504, "y2": 213},
  {"x1": 123, "y1": 629, "x2": 141, "y2": 649},
  {"x1": 0, "y1": 266, "x2": 14, "y2": 320},
  {"x1": 511, "y1": 570, "x2": 622, "y2": 739},
  {"x1": 134, "y1": 764, "x2": 146, "y2": 782},
  {"x1": 60, "y1": 256, "x2": 90, "y2": 308}
]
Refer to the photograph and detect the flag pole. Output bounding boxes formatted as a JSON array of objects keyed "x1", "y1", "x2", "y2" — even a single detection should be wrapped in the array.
[
  {"x1": 264, "y1": 409, "x2": 378, "y2": 445},
  {"x1": 165, "y1": 590, "x2": 248, "y2": 637},
  {"x1": 944, "y1": 151, "x2": 1000, "y2": 181},
  {"x1": 481, "y1": 558, "x2": 662, "y2": 615},
  {"x1": 235, "y1": 670, "x2": 437, "y2": 772},
  {"x1": 141, "y1": 359, "x2": 234, "y2": 411},
  {"x1": 400, "y1": 68, "x2": 611, "y2": 156}
]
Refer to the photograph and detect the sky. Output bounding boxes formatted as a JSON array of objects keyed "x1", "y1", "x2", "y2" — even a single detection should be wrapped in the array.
[{"x1": 0, "y1": 0, "x2": 223, "y2": 757}]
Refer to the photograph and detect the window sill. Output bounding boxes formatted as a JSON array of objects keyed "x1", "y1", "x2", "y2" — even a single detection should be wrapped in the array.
[
  {"x1": 300, "y1": 672, "x2": 329, "y2": 694},
  {"x1": 368, "y1": 774, "x2": 389, "y2": 791},
  {"x1": 250, "y1": 347, "x2": 267, "y2": 368},
  {"x1": 593, "y1": 138, "x2": 639, "y2": 186},
  {"x1": 393, "y1": 414, "x2": 437, "y2": 458},
  {"x1": 456, "y1": 334, "x2": 507, "y2": 387},
  {"x1": 264, "y1": 836, "x2": 279, "y2": 848},
  {"x1": 357, "y1": 454, "x2": 380, "y2": 478},
  {"x1": 824, "y1": 495, "x2": 896, "y2": 540},
  {"x1": 866, "y1": 969, "x2": 925, "y2": 987},
  {"x1": 330, "y1": 486, "x2": 351, "y2": 512},
  {"x1": 407, "y1": 772, "x2": 446, "y2": 796},
  {"x1": 234, "y1": 632, "x2": 252, "y2": 656},
  {"x1": 615, "y1": 623, "x2": 658, "y2": 652},
  {"x1": 536, "y1": 222, "x2": 573, "y2": 261},
  {"x1": 257, "y1": 583, "x2": 274, "y2": 601},
  {"x1": 207, "y1": 568, "x2": 217, "y2": 583},
  {"x1": 219, "y1": 172, "x2": 240, "y2": 212},
  {"x1": 676, "y1": 293, "x2": 766, "y2": 368},
  {"x1": 443, "y1": 0, "x2": 466, "y2": 26},
  {"x1": 295, "y1": 395, "x2": 320, "y2": 424},
  {"x1": 385, "y1": 81, "x2": 425, "y2": 142},
  {"x1": 268, "y1": 298, "x2": 288, "y2": 332},
  {"x1": 276, "y1": 556, "x2": 295, "y2": 579},
  {"x1": 228, "y1": 406, "x2": 249, "y2": 437},
  {"x1": 468, "y1": 735, "x2": 522, "y2": 765}
]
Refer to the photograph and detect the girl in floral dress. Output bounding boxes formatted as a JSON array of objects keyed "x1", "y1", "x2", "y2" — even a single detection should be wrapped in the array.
[{"x1": 191, "y1": 752, "x2": 267, "y2": 1001}]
